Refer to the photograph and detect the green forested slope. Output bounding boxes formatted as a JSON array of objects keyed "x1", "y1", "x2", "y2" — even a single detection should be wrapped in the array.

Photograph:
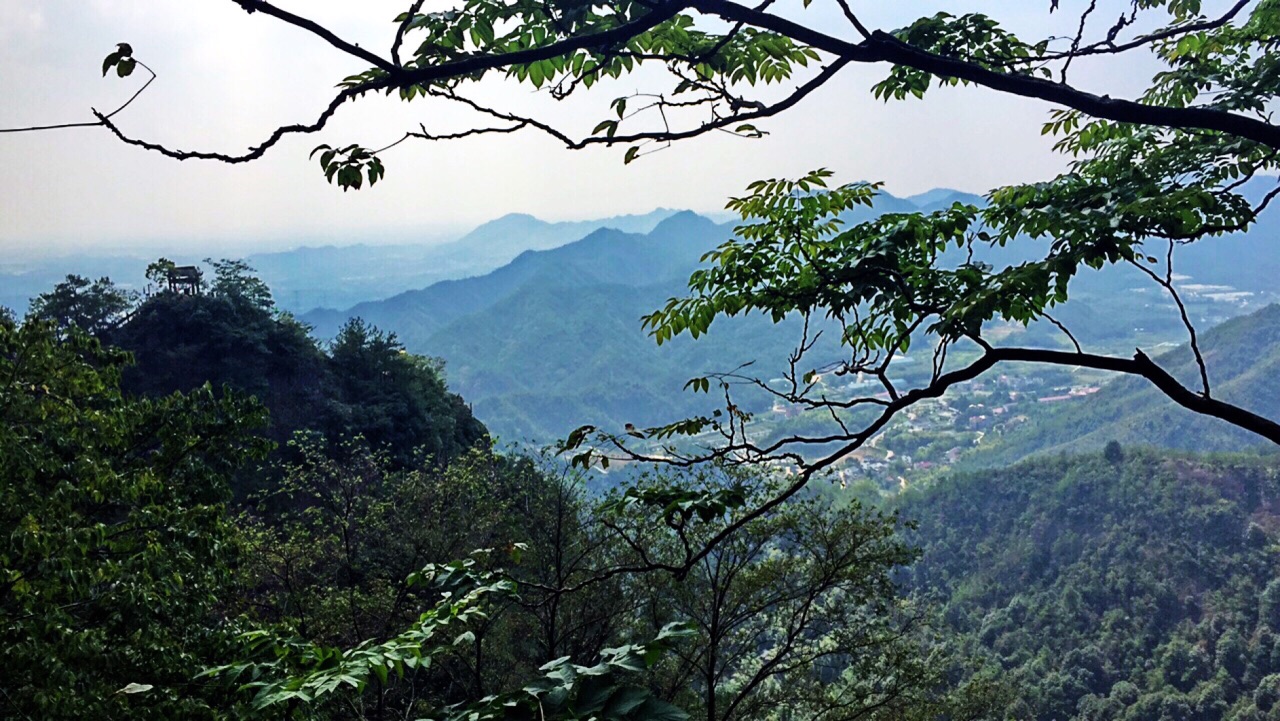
[
  {"x1": 903, "y1": 450, "x2": 1280, "y2": 721},
  {"x1": 425, "y1": 272, "x2": 832, "y2": 440},
  {"x1": 304, "y1": 212, "x2": 724, "y2": 341},
  {"x1": 975, "y1": 305, "x2": 1280, "y2": 466},
  {"x1": 108, "y1": 290, "x2": 487, "y2": 473}
]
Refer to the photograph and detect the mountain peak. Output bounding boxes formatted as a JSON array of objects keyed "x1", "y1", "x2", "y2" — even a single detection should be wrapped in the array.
[
  {"x1": 649, "y1": 210, "x2": 716, "y2": 235},
  {"x1": 905, "y1": 188, "x2": 986, "y2": 210},
  {"x1": 492, "y1": 212, "x2": 540, "y2": 222},
  {"x1": 467, "y1": 212, "x2": 544, "y2": 234}
]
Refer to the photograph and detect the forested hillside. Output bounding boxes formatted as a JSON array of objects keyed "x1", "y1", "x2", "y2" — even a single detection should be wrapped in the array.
[
  {"x1": 2, "y1": 307, "x2": 991, "y2": 720},
  {"x1": 302, "y1": 212, "x2": 831, "y2": 438},
  {"x1": 27, "y1": 261, "x2": 488, "y2": 487},
  {"x1": 975, "y1": 305, "x2": 1280, "y2": 466},
  {"x1": 903, "y1": 450, "x2": 1280, "y2": 721}
]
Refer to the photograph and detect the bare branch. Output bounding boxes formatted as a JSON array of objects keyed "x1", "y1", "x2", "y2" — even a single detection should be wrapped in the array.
[
  {"x1": 94, "y1": 89, "x2": 357, "y2": 163},
  {"x1": 832, "y1": 0, "x2": 872, "y2": 38},
  {"x1": 1127, "y1": 240, "x2": 1210, "y2": 397},
  {"x1": 1043, "y1": 0, "x2": 1252, "y2": 62},
  {"x1": 1059, "y1": 0, "x2": 1098, "y2": 82},
  {"x1": 1042, "y1": 312, "x2": 1083, "y2": 354},
  {"x1": 0, "y1": 62, "x2": 157, "y2": 135},
  {"x1": 232, "y1": 0, "x2": 397, "y2": 72}
]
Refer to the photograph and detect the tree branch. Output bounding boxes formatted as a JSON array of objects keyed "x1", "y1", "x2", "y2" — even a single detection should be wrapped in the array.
[
  {"x1": 363, "y1": 2, "x2": 690, "y2": 92},
  {"x1": 1043, "y1": 0, "x2": 1252, "y2": 62},
  {"x1": 691, "y1": 0, "x2": 1280, "y2": 150},
  {"x1": 93, "y1": 89, "x2": 357, "y2": 163},
  {"x1": 232, "y1": 0, "x2": 397, "y2": 73},
  {"x1": 0, "y1": 62, "x2": 157, "y2": 135},
  {"x1": 391, "y1": 0, "x2": 428, "y2": 67}
]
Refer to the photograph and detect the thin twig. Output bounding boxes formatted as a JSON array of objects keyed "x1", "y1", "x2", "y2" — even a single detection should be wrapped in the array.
[
  {"x1": 833, "y1": 0, "x2": 872, "y2": 38},
  {"x1": 1060, "y1": 0, "x2": 1098, "y2": 82},
  {"x1": 391, "y1": 0, "x2": 428, "y2": 67},
  {"x1": 1043, "y1": 311, "x2": 1082, "y2": 354},
  {"x1": 0, "y1": 62, "x2": 157, "y2": 134},
  {"x1": 1128, "y1": 240, "x2": 1211, "y2": 397},
  {"x1": 232, "y1": 0, "x2": 397, "y2": 72}
]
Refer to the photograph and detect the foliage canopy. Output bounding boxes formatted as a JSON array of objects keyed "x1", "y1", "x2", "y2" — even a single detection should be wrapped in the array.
[{"x1": 33, "y1": 1, "x2": 1280, "y2": 500}]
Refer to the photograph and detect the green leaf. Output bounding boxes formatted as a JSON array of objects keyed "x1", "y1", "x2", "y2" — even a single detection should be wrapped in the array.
[
  {"x1": 631, "y1": 697, "x2": 689, "y2": 721},
  {"x1": 603, "y1": 686, "x2": 651, "y2": 716},
  {"x1": 101, "y1": 52, "x2": 120, "y2": 77}
]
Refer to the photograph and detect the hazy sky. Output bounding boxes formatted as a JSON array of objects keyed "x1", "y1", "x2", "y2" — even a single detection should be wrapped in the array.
[{"x1": 0, "y1": 1, "x2": 1161, "y2": 256}]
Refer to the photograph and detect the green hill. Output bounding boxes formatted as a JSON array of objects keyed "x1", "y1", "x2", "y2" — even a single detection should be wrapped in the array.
[
  {"x1": 304, "y1": 211, "x2": 721, "y2": 340},
  {"x1": 973, "y1": 305, "x2": 1280, "y2": 466},
  {"x1": 902, "y1": 450, "x2": 1280, "y2": 720},
  {"x1": 415, "y1": 213, "x2": 925, "y2": 439},
  {"x1": 108, "y1": 290, "x2": 487, "y2": 474}
]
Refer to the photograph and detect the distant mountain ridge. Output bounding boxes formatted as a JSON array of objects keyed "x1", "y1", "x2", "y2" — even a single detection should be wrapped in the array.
[
  {"x1": 302, "y1": 182, "x2": 1280, "y2": 442},
  {"x1": 906, "y1": 188, "x2": 985, "y2": 208},
  {"x1": 0, "y1": 209, "x2": 681, "y2": 316},
  {"x1": 0, "y1": 186, "x2": 996, "y2": 317},
  {"x1": 251, "y1": 208, "x2": 678, "y2": 312},
  {"x1": 304, "y1": 211, "x2": 720, "y2": 342},
  {"x1": 296, "y1": 188, "x2": 1046, "y2": 439}
]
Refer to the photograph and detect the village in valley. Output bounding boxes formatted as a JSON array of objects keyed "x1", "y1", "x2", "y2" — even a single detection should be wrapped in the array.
[{"x1": 755, "y1": 363, "x2": 1103, "y2": 492}]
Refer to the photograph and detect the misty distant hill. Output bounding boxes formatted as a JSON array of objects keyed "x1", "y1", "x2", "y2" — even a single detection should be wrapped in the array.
[
  {"x1": 304, "y1": 211, "x2": 720, "y2": 340},
  {"x1": 249, "y1": 208, "x2": 677, "y2": 312},
  {"x1": 302, "y1": 211, "x2": 842, "y2": 438},
  {"x1": 0, "y1": 209, "x2": 678, "y2": 316},
  {"x1": 0, "y1": 255, "x2": 151, "y2": 318},
  {"x1": 303, "y1": 183, "x2": 1280, "y2": 442},
  {"x1": 906, "y1": 188, "x2": 986, "y2": 209}
]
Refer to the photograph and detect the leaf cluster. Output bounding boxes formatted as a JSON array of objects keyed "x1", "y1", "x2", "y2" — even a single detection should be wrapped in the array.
[{"x1": 310, "y1": 144, "x2": 386, "y2": 191}]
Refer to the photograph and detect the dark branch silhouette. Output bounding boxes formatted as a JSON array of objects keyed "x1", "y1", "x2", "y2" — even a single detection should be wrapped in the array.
[{"x1": 6, "y1": 0, "x2": 1279, "y2": 162}]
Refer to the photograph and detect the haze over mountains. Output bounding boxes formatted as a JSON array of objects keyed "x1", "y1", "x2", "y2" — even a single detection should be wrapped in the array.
[
  {"x1": 8, "y1": 183, "x2": 1280, "y2": 448},
  {"x1": 0, "y1": 209, "x2": 677, "y2": 315},
  {"x1": 300, "y1": 182, "x2": 1280, "y2": 442},
  {"x1": 297, "y1": 188, "x2": 994, "y2": 439},
  {"x1": 250, "y1": 208, "x2": 678, "y2": 311}
]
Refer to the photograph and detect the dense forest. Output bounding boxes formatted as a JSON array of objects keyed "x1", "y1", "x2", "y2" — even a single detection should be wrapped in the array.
[
  {"x1": 2, "y1": 265, "x2": 996, "y2": 719},
  {"x1": 903, "y1": 449, "x2": 1280, "y2": 721},
  {"x1": 10, "y1": 257, "x2": 1280, "y2": 720},
  {"x1": 6, "y1": 1, "x2": 1280, "y2": 715}
]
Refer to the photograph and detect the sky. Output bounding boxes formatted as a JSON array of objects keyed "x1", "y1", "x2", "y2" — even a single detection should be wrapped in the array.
[{"x1": 0, "y1": 1, "x2": 1164, "y2": 257}]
